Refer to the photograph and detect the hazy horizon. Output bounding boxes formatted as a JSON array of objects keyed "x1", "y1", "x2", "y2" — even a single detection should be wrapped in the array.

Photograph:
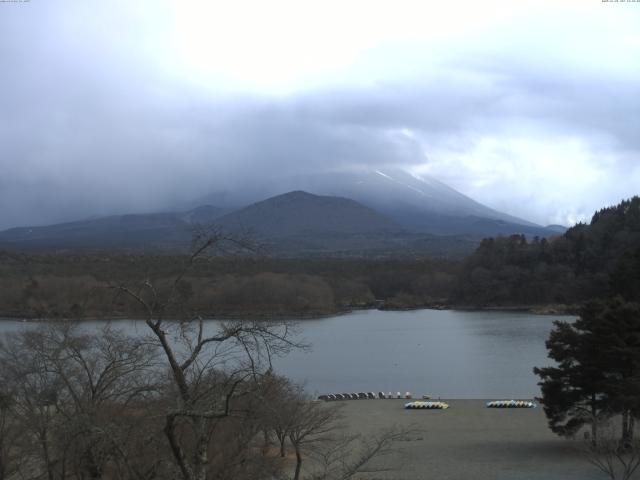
[{"x1": 1, "y1": 1, "x2": 638, "y2": 230}]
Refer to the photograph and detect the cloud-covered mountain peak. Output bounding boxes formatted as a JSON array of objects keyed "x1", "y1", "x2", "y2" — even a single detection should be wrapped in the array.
[{"x1": 264, "y1": 167, "x2": 539, "y2": 228}]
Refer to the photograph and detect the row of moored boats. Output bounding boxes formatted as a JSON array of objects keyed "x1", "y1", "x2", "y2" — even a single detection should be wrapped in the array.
[
  {"x1": 318, "y1": 391, "x2": 423, "y2": 401},
  {"x1": 318, "y1": 393, "x2": 536, "y2": 409},
  {"x1": 404, "y1": 399, "x2": 536, "y2": 409}
]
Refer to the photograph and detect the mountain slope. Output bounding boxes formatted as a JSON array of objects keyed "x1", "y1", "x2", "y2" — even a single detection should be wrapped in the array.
[
  {"x1": 0, "y1": 183, "x2": 560, "y2": 256},
  {"x1": 0, "y1": 192, "x2": 402, "y2": 253},
  {"x1": 214, "y1": 191, "x2": 476, "y2": 257},
  {"x1": 0, "y1": 206, "x2": 229, "y2": 251},
  {"x1": 285, "y1": 169, "x2": 565, "y2": 236},
  {"x1": 294, "y1": 168, "x2": 536, "y2": 224},
  {"x1": 0, "y1": 191, "x2": 479, "y2": 256},
  {"x1": 186, "y1": 168, "x2": 559, "y2": 237},
  {"x1": 216, "y1": 191, "x2": 398, "y2": 237}
]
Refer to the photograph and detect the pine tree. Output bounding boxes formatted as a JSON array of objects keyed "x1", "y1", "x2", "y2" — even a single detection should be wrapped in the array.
[
  {"x1": 534, "y1": 299, "x2": 640, "y2": 444},
  {"x1": 534, "y1": 317, "x2": 609, "y2": 442}
]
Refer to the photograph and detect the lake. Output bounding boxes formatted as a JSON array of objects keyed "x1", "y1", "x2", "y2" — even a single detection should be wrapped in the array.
[
  {"x1": 273, "y1": 309, "x2": 567, "y2": 399},
  {"x1": 0, "y1": 309, "x2": 569, "y2": 399}
]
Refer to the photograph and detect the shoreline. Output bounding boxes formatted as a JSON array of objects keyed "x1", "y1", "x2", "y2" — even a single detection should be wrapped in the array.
[{"x1": 0, "y1": 303, "x2": 578, "y2": 322}]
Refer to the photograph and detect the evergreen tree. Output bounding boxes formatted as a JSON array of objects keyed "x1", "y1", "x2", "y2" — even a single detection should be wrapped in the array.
[
  {"x1": 611, "y1": 246, "x2": 640, "y2": 302},
  {"x1": 584, "y1": 299, "x2": 640, "y2": 444},
  {"x1": 534, "y1": 299, "x2": 640, "y2": 444},
  {"x1": 534, "y1": 318, "x2": 609, "y2": 442}
]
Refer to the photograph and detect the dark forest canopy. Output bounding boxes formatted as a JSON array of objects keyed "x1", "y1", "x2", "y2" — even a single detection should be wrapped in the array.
[{"x1": 454, "y1": 196, "x2": 640, "y2": 307}]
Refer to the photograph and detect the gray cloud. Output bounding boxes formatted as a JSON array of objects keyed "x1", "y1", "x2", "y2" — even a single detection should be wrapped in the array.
[{"x1": 0, "y1": 2, "x2": 638, "y2": 229}]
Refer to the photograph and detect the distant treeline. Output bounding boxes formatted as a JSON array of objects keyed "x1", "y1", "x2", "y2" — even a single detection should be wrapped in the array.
[
  {"x1": 1, "y1": 197, "x2": 638, "y2": 319},
  {"x1": 0, "y1": 254, "x2": 459, "y2": 319}
]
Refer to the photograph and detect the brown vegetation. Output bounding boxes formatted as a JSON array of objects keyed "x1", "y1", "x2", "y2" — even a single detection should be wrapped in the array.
[{"x1": 0, "y1": 253, "x2": 458, "y2": 320}]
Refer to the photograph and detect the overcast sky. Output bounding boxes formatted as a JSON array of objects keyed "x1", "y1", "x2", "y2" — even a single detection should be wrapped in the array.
[{"x1": 1, "y1": 0, "x2": 638, "y2": 229}]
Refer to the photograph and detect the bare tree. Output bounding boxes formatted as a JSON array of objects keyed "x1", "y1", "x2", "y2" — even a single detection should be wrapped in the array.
[
  {"x1": 0, "y1": 329, "x2": 65, "y2": 480},
  {"x1": 0, "y1": 323, "x2": 162, "y2": 480},
  {"x1": 0, "y1": 388, "x2": 24, "y2": 480},
  {"x1": 584, "y1": 419, "x2": 640, "y2": 480},
  {"x1": 255, "y1": 371, "x2": 303, "y2": 458},
  {"x1": 288, "y1": 400, "x2": 344, "y2": 480},
  {"x1": 260, "y1": 377, "x2": 412, "y2": 480},
  {"x1": 111, "y1": 227, "x2": 304, "y2": 480},
  {"x1": 307, "y1": 427, "x2": 413, "y2": 480}
]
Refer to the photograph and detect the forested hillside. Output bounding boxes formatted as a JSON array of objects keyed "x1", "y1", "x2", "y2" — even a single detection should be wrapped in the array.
[{"x1": 453, "y1": 197, "x2": 640, "y2": 306}]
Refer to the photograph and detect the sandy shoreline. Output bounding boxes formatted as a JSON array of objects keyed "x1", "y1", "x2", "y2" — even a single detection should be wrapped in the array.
[{"x1": 329, "y1": 399, "x2": 603, "y2": 480}]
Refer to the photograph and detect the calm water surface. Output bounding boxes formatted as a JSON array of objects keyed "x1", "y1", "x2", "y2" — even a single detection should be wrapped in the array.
[
  {"x1": 0, "y1": 309, "x2": 570, "y2": 399},
  {"x1": 273, "y1": 309, "x2": 568, "y2": 399}
]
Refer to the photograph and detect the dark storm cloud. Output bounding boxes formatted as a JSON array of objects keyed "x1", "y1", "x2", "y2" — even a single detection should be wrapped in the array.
[{"x1": 0, "y1": 2, "x2": 638, "y2": 229}]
